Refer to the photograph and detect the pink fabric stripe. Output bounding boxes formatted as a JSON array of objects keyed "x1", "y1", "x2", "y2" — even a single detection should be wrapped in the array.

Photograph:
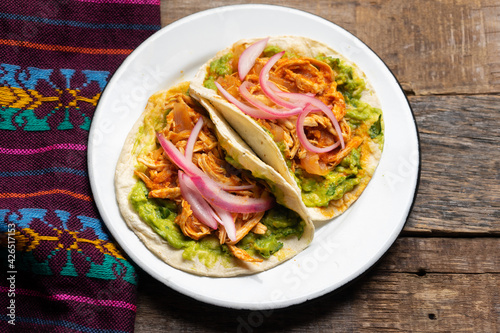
[
  {"x1": 0, "y1": 143, "x2": 87, "y2": 155},
  {"x1": 74, "y1": 0, "x2": 160, "y2": 4},
  {"x1": 0, "y1": 286, "x2": 136, "y2": 311}
]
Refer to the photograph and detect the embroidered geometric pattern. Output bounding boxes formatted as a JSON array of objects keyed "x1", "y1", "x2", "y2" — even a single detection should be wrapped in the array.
[
  {"x1": 0, "y1": 209, "x2": 137, "y2": 285},
  {"x1": 0, "y1": 64, "x2": 109, "y2": 131}
]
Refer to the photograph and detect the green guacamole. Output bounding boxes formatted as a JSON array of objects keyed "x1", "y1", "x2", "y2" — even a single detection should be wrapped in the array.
[
  {"x1": 129, "y1": 180, "x2": 304, "y2": 266},
  {"x1": 295, "y1": 149, "x2": 362, "y2": 207},
  {"x1": 238, "y1": 205, "x2": 305, "y2": 258},
  {"x1": 262, "y1": 45, "x2": 297, "y2": 59},
  {"x1": 315, "y1": 54, "x2": 365, "y2": 102},
  {"x1": 203, "y1": 45, "x2": 299, "y2": 90},
  {"x1": 315, "y1": 54, "x2": 383, "y2": 134},
  {"x1": 129, "y1": 181, "x2": 230, "y2": 267},
  {"x1": 129, "y1": 181, "x2": 187, "y2": 248},
  {"x1": 224, "y1": 154, "x2": 244, "y2": 170},
  {"x1": 369, "y1": 114, "x2": 383, "y2": 139},
  {"x1": 204, "y1": 53, "x2": 234, "y2": 90}
]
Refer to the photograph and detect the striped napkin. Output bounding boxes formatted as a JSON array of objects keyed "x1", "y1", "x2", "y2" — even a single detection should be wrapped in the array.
[{"x1": 0, "y1": 0, "x2": 160, "y2": 331}]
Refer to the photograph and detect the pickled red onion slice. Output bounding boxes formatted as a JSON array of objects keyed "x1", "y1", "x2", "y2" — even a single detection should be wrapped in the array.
[
  {"x1": 179, "y1": 171, "x2": 238, "y2": 241},
  {"x1": 185, "y1": 117, "x2": 204, "y2": 161},
  {"x1": 157, "y1": 132, "x2": 272, "y2": 213},
  {"x1": 258, "y1": 52, "x2": 345, "y2": 150},
  {"x1": 239, "y1": 81, "x2": 302, "y2": 118},
  {"x1": 157, "y1": 132, "x2": 253, "y2": 191},
  {"x1": 304, "y1": 98, "x2": 344, "y2": 150},
  {"x1": 214, "y1": 82, "x2": 278, "y2": 120},
  {"x1": 211, "y1": 204, "x2": 237, "y2": 242},
  {"x1": 222, "y1": 44, "x2": 345, "y2": 153},
  {"x1": 157, "y1": 132, "x2": 205, "y2": 178},
  {"x1": 238, "y1": 37, "x2": 269, "y2": 81},
  {"x1": 178, "y1": 171, "x2": 219, "y2": 230},
  {"x1": 274, "y1": 91, "x2": 345, "y2": 150},
  {"x1": 268, "y1": 81, "x2": 315, "y2": 103},
  {"x1": 259, "y1": 51, "x2": 303, "y2": 109},
  {"x1": 297, "y1": 105, "x2": 341, "y2": 154},
  {"x1": 188, "y1": 174, "x2": 275, "y2": 214}
]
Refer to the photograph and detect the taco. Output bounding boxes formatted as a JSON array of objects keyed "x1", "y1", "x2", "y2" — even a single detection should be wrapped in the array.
[
  {"x1": 189, "y1": 36, "x2": 384, "y2": 221},
  {"x1": 115, "y1": 81, "x2": 314, "y2": 277}
]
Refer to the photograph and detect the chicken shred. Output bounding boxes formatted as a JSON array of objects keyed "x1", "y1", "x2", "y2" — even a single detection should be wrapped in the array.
[
  {"x1": 227, "y1": 211, "x2": 265, "y2": 245},
  {"x1": 252, "y1": 222, "x2": 267, "y2": 235},
  {"x1": 174, "y1": 200, "x2": 211, "y2": 240},
  {"x1": 227, "y1": 244, "x2": 263, "y2": 263}
]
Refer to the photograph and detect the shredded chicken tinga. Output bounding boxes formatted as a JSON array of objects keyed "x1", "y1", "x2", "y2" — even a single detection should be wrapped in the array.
[
  {"x1": 134, "y1": 93, "x2": 269, "y2": 262},
  {"x1": 215, "y1": 56, "x2": 361, "y2": 177}
]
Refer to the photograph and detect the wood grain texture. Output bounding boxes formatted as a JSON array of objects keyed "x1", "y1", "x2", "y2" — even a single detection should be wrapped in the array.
[
  {"x1": 379, "y1": 237, "x2": 500, "y2": 273},
  {"x1": 134, "y1": 238, "x2": 500, "y2": 333},
  {"x1": 404, "y1": 95, "x2": 500, "y2": 234},
  {"x1": 160, "y1": 0, "x2": 500, "y2": 95}
]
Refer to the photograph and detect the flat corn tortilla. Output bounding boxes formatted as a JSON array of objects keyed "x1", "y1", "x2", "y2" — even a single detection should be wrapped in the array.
[
  {"x1": 189, "y1": 36, "x2": 384, "y2": 222},
  {"x1": 115, "y1": 81, "x2": 314, "y2": 277}
]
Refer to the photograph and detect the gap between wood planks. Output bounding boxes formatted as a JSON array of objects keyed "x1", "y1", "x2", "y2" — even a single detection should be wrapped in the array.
[{"x1": 377, "y1": 236, "x2": 500, "y2": 275}]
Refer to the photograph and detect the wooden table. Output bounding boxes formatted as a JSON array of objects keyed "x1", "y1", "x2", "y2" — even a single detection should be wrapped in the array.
[{"x1": 134, "y1": 1, "x2": 500, "y2": 331}]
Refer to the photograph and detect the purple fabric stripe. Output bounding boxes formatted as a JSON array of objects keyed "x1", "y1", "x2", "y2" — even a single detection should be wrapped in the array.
[
  {"x1": 0, "y1": 12, "x2": 159, "y2": 31},
  {"x1": 0, "y1": 196, "x2": 100, "y2": 220},
  {"x1": 1, "y1": 316, "x2": 130, "y2": 333},
  {"x1": 76, "y1": 0, "x2": 160, "y2": 5},
  {"x1": 0, "y1": 44, "x2": 127, "y2": 73},
  {"x1": 1, "y1": 0, "x2": 161, "y2": 26},
  {"x1": 15, "y1": 274, "x2": 137, "y2": 304},
  {"x1": 0, "y1": 275, "x2": 137, "y2": 331},
  {"x1": 0, "y1": 18, "x2": 157, "y2": 51},
  {"x1": 0, "y1": 148, "x2": 86, "y2": 174},
  {"x1": 0, "y1": 143, "x2": 86, "y2": 155},
  {"x1": 0, "y1": 173, "x2": 94, "y2": 199},
  {"x1": 0, "y1": 286, "x2": 136, "y2": 311}
]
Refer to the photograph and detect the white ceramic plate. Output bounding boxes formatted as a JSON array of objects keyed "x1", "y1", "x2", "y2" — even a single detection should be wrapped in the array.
[{"x1": 88, "y1": 4, "x2": 419, "y2": 310}]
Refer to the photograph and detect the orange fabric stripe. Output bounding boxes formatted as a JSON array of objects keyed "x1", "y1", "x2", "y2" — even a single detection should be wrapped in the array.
[
  {"x1": 0, "y1": 189, "x2": 92, "y2": 201},
  {"x1": 0, "y1": 39, "x2": 133, "y2": 55}
]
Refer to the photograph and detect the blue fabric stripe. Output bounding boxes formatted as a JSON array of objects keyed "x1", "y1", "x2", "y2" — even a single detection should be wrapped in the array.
[
  {"x1": 1, "y1": 315, "x2": 129, "y2": 333},
  {"x1": 0, "y1": 167, "x2": 87, "y2": 177},
  {"x1": 0, "y1": 12, "x2": 160, "y2": 31}
]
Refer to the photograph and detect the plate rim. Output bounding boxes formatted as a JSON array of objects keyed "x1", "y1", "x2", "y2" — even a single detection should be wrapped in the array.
[{"x1": 88, "y1": 3, "x2": 420, "y2": 310}]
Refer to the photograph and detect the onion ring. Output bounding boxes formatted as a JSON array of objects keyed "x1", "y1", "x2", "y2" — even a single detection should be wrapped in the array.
[{"x1": 296, "y1": 105, "x2": 341, "y2": 154}]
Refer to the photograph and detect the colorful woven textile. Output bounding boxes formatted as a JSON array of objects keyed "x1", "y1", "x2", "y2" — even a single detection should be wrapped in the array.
[{"x1": 0, "y1": 0, "x2": 160, "y2": 331}]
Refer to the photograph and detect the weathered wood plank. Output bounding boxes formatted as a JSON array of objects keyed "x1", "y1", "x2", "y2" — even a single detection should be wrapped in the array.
[
  {"x1": 350, "y1": 273, "x2": 500, "y2": 332},
  {"x1": 134, "y1": 238, "x2": 500, "y2": 332},
  {"x1": 354, "y1": 0, "x2": 500, "y2": 95},
  {"x1": 405, "y1": 95, "x2": 500, "y2": 234},
  {"x1": 160, "y1": 0, "x2": 500, "y2": 95},
  {"x1": 379, "y1": 237, "x2": 500, "y2": 273}
]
